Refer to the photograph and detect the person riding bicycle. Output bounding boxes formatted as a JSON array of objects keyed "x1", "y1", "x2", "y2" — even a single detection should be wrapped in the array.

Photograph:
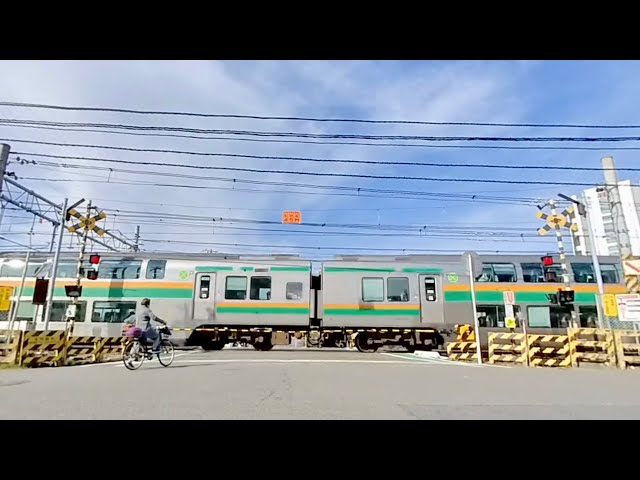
[{"x1": 138, "y1": 298, "x2": 167, "y2": 354}]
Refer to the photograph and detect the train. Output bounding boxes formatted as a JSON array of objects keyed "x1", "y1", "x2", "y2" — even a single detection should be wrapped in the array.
[{"x1": 0, "y1": 250, "x2": 627, "y2": 352}]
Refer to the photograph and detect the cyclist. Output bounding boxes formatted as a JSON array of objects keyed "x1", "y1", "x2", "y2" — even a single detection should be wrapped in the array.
[{"x1": 138, "y1": 298, "x2": 167, "y2": 354}]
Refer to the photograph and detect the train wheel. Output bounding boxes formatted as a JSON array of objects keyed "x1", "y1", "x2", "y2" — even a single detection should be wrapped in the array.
[
  {"x1": 201, "y1": 340, "x2": 225, "y2": 351},
  {"x1": 355, "y1": 333, "x2": 378, "y2": 353}
]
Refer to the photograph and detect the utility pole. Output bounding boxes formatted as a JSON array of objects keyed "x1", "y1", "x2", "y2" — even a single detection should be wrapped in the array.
[
  {"x1": 601, "y1": 155, "x2": 639, "y2": 294},
  {"x1": 134, "y1": 225, "x2": 141, "y2": 252},
  {"x1": 43, "y1": 197, "x2": 68, "y2": 329},
  {"x1": 559, "y1": 193, "x2": 606, "y2": 328},
  {"x1": 536, "y1": 199, "x2": 579, "y2": 328},
  {"x1": 0, "y1": 143, "x2": 9, "y2": 228}
]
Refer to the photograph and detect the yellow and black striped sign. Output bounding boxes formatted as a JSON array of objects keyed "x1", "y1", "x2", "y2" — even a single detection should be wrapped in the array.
[
  {"x1": 614, "y1": 330, "x2": 640, "y2": 370},
  {"x1": 446, "y1": 341, "x2": 478, "y2": 362}
]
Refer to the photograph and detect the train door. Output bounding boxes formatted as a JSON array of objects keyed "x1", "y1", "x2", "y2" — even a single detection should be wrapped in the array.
[
  {"x1": 418, "y1": 275, "x2": 444, "y2": 324},
  {"x1": 193, "y1": 272, "x2": 216, "y2": 321}
]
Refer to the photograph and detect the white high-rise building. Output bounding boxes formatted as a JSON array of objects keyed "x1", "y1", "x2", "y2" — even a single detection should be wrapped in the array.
[{"x1": 571, "y1": 180, "x2": 640, "y2": 256}]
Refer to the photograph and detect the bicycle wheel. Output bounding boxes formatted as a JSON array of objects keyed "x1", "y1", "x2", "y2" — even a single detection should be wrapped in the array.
[
  {"x1": 157, "y1": 339, "x2": 175, "y2": 367},
  {"x1": 123, "y1": 340, "x2": 145, "y2": 370}
]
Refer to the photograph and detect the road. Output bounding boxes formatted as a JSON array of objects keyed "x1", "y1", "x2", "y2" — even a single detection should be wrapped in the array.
[{"x1": 1, "y1": 347, "x2": 640, "y2": 419}]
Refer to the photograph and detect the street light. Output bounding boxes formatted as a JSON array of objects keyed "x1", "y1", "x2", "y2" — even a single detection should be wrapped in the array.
[{"x1": 558, "y1": 192, "x2": 606, "y2": 328}]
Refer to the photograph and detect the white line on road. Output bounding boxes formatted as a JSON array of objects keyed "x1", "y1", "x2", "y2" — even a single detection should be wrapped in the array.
[{"x1": 133, "y1": 358, "x2": 439, "y2": 365}]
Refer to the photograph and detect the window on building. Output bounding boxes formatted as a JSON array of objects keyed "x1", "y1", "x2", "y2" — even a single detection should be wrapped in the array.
[
  {"x1": 225, "y1": 276, "x2": 247, "y2": 300},
  {"x1": 92, "y1": 301, "x2": 137, "y2": 323},
  {"x1": 146, "y1": 260, "x2": 167, "y2": 279},
  {"x1": 387, "y1": 277, "x2": 409, "y2": 302},
  {"x1": 362, "y1": 278, "x2": 384, "y2": 302},
  {"x1": 527, "y1": 305, "x2": 573, "y2": 328},
  {"x1": 286, "y1": 282, "x2": 303, "y2": 300},
  {"x1": 476, "y1": 305, "x2": 521, "y2": 328},
  {"x1": 99, "y1": 260, "x2": 142, "y2": 280},
  {"x1": 250, "y1": 276, "x2": 271, "y2": 300},
  {"x1": 475, "y1": 263, "x2": 517, "y2": 282}
]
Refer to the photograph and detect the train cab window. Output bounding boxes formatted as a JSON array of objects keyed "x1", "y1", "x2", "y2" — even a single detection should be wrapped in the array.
[
  {"x1": 286, "y1": 282, "x2": 303, "y2": 300},
  {"x1": 475, "y1": 263, "x2": 517, "y2": 282},
  {"x1": 387, "y1": 277, "x2": 409, "y2": 302},
  {"x1": 146, "y1": 260, "x2": 167, "y2": 279},
  {"x1": 250, "y1": 276, "x2": 271, "y2": 300},
  {"x1": 362, "y1": 278, "x2": 384, "y2": 302},
  {"x1": 199, "y1": 275, "x2": 211, "y2": 299},
  {"x1": 424, "y1": 277, "x2": 437, "y2": 302},
  {"x1": 225, "y1": 276, "x2": 247, "y2": 300},
  {"x1": 527, "y1": 305, "x2": 572, "y2": 328}
]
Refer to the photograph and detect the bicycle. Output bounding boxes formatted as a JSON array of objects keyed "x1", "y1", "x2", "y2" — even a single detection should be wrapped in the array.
[{"x1": 122, "y1": 324, "x2": 175, "y2": 370}]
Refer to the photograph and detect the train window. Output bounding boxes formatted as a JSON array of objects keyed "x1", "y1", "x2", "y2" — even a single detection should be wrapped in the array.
[
  {"x1": 199, "y1": 275, "x2": 211, "y2": 299},
  {"x1": 45, "y1": 301, "x2": 86, "y2": 323},
  {"x1": 387, "y1": 277, "x2": 409, "y2": 302},
  {"x1": 579, "y1": 306, "x2": 598, "y2": 328},
  {"x1": 521, "y1": 262, "x2": 564, "y2": 283},
  {"x1": 92, "y1": 301, "x2": 137, "y2": 323},
  {"x1": 362, "y1": 278, "x2": 384, "y2": 302},
  {"x1": 286, "y1": 282, "x2": 303, "y2": 300},
  {"x1": 475, "y1": 263, "x2": 517, "y2": 282},
  {"x1": 527, "y1": 305, "x2": 572, "y2": 328},
  {"x1": 225, "y1": 276, "x2": 247, "y2": 300},
  {"x1": 600, "y1": 264, "x2": 620, "y2": 284},
  {"x1": 99, "y1": 260, "x2": 142, "y2": 280},
  {"x1": 571, "y1": 263, "x2": 595, "y2": 283},
  {"x1": 476, "y1": 305, "x2": 521, "y2": 328},
  {"x1": 0, "y1": 259, "x2": 44, "y2": 277},
  {"x1": 56, "y1": 261, "x2": 80, "y2": 278},
  {"x1": 146, "y1": 260, "x2": 167, "y2": 279},
  {"x1": 250, "y1": 276, "x2": 271, "y2": 300},
  {"x1": 424, "y1": 277, "x2": 437, "y2": 302}
]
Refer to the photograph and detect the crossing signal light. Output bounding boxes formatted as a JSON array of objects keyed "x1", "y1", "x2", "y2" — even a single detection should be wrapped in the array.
[
  {"x1": 541, "y1": 255, "x2": 553, "y2": 266},
  {"x1": 89, "y1": 254, "x2": 101, "y2": 265},
  {"x1": 87, "y1": 270, "x2": 99, "y2": 280},
  {"x1": 32, "y1": 278, "x2": 49, "y2": 305},
  {"x1": 558, "y1": 288, "x2": 574, "y2": 306},
  {"x1": 86, "y1": 254, "x2": 101, "y2": 280}
]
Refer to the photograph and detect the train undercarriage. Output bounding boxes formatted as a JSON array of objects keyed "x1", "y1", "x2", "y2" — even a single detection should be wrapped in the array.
[{"x1": 187, "y1": 326, "x2": 446, "y2": 353}]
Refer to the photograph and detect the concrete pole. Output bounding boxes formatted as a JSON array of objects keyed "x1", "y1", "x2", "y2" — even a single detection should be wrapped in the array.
[{"x1": 44, "y1": 197, "x2": 68, "y2": 329}]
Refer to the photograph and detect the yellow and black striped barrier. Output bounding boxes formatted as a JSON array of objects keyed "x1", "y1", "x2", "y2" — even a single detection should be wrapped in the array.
[
  {"x1": 568, "y1": 328, "x2": 616, "y2": 367},
  {"x1": 0, "y1": 330, "x2": 22, "y2": 364},
  {"x1": 527, "y1": 334, "x2": 571, "y2": 368},
  {"x1": 19, "y1": 330, "x2": 67, "y2": 367},
  {"x1": 614, "y1": 330, "x2": 640, "y2": 370},
  {"x1": 488, "y1": 333, "x2": 527, "y2": 366},
  {"x1": 446, "y1": 341, "x2": 478, "y2": 362}
]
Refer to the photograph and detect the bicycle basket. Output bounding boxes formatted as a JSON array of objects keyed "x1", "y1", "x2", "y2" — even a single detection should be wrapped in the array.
[{"x1": 126, "y1": 326, "x2": 143, "y2": 338}]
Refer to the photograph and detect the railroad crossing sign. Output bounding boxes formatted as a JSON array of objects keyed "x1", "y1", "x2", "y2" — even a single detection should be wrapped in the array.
[
  {"x1": 536, "y1": 206, "x2": 578, "y2": 236},
  {"x1": 66, "y1": 208, "x2": 107, "y2": 236}
]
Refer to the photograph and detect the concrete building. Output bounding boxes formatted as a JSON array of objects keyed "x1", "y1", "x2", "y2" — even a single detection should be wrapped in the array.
[{"x1": 571, "y1": 180, "x2": 640, "y2": 256}]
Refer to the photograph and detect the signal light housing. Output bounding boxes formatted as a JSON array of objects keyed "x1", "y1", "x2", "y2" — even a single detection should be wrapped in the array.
[
  {"x1": 541, "y1": 255, "x2": 554, "y2": 266},
  {"x1": 89, "y1": 254, "x2": 101, "y2": 265}
]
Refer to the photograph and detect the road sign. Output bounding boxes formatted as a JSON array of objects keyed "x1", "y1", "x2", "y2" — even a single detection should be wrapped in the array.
[
  {"x1": 603, "y1": 294, "x2": 618, "y2": 317},
  {"x1": 282, "y1": 211, "x2": 301, "y2": 224},
  {"x1": 616, "y1": 294, "x2": 640, "y2": 322},
  {"x1": 0, "y1": 286, "x2": 13, "y2": 311},
  {"x1": 67, "y1": 208, "x2": 107, "y2": 236},
  {"x1": 623, "y1": 259, "x2": 640, "y2": 276},
  {"x1": 503, "y1": 290, "x2": 515, "y2": 305}
]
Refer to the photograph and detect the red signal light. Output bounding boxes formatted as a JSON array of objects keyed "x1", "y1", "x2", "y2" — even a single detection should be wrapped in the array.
[
  {"x1": 541, "y1": 255, "x2": 553, "y2": 266},
  {"x1": 87, "y1": 269, "x2": 99, "y2": 280},
  {"x1": 89, "y1": 254, "x2": 101, "y2": 265}
]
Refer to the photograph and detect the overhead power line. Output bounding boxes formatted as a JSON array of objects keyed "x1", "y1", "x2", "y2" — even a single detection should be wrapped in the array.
[
  {"x1": 3, "y1": 120, "x2": 640, "y2": 143},
  {"x1": 1, "y1": 100, "x2": 639, "y2": 129},
  {"x1": 4, "y1": 123, "x2": 640, "y2": 152}
]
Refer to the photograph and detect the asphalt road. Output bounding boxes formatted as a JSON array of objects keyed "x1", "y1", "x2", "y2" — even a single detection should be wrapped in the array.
[{"x1": 1, "y1": 347, "x2": 639, "y2": 419}]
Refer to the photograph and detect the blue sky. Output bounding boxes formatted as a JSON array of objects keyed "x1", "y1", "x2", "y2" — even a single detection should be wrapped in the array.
[{"x1": 1, "y1": 60, "x2": 640, "y2": 259}]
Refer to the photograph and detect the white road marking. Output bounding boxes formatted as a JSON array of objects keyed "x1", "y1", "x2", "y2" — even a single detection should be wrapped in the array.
[
  {"x1": 165, "y1": 359, "x2": 438, "y2": 365},
  {"x1": 382, "y1": 352, "x2": 512, "y2": 368}
]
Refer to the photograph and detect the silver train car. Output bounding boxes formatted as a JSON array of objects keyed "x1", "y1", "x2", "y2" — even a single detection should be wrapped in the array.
[{"x1": 0, "y1": 251, "x2": 626, "y2": 352}]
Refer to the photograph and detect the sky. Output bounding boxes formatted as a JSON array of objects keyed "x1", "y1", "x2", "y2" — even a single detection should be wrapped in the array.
[{"x1": 1, "y1": 60, "x2": 640, "y2": 261}]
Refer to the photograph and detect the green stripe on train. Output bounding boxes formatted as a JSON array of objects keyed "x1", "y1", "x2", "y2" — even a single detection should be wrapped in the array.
[
  {"x1": 324, "y1": 309, "x2": 420, "y2": 316},
  {"x1": 19, "y1": 286, "x2": 193, "y2": 299},
  {"x1": 401, "y1": 267, "x2": 443, "y2": 273},
  {"x1": 216, "y1": 307, "x2": 309, "y2": 314},
  {"x1": 195, "y1": 266, "x2": 234, "y2": 272},
  {"x1": 195, "y1": 266, "x2": 310, "y2": 272},
  {"x1": 270, "y1": 266, "x2": 310, "y2": 271},
  {"x1": 444, "y1": 290, "x2": 597, "y2": 304},
  {"x1": 325, "y1": 267, "x2": 442, "y2": 273}
]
